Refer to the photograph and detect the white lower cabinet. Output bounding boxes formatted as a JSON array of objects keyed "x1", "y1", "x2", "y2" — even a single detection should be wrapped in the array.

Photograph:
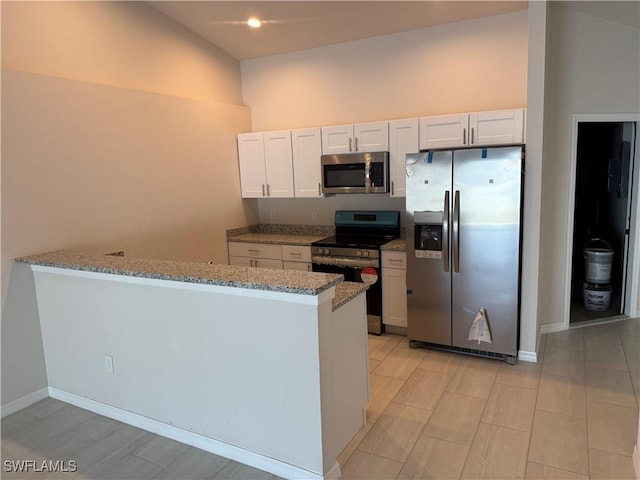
[
  {"x1": 382, "y1": 251, "x2": 407, "y2": 328},
  {"x1": 228, "y1": 242, "x2": 283, "y2": 269},
  {"x1": 228, "y1": 242, "x2": 312, "y2": 271},
  {"x1": 283, "y1": 261, "x2": 312, "y2": 272},
  {"x1": 282, "y1": 245, "x2": 312, "y2": 271}
]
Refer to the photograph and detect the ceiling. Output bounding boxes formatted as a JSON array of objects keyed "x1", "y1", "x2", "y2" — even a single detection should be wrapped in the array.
[
  {"x1": 148, "y1": 1, "x2": 528, "y2": 60},
  {"x1": 149, "y1": 1, "x2": 640, "y2": 61}
]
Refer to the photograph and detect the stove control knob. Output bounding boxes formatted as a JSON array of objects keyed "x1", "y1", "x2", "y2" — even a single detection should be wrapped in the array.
[
  {"x1": 323, "y1": 248, "x2": 330, "y2": 255},
  {"x1": 356, "y1": 251, "x2": 362, "y2": 257},
  {"x1": 362, "y1": 251, "x2": 370, "y2": 257}
]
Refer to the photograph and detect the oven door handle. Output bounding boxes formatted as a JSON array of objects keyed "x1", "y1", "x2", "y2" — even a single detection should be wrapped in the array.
[{"x1": 312, "y1": 255, "x2": 379, "y2": 268}]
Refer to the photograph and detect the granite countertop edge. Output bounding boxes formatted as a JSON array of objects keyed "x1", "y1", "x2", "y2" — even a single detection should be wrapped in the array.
[
  {"x1": 16, "y1": 254, "x2": 343, "y2": 296},
  {"x1": 332, "y1": 282, "x2": 369, "y2": 311},
  {"x1": 227, "y1": 232, "x2": 330, "y2": 246}
]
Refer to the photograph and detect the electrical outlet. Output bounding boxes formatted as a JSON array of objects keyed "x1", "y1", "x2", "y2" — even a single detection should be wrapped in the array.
[
  {"x1": 270, "y1": 210, "x2": 276, "y2": 220},
  {"x1": 104, "y1": 355, "x2": 114, "y2": 373},
  {"x1": 311, "y1": 211, "x2": 318, "y2": 222}
]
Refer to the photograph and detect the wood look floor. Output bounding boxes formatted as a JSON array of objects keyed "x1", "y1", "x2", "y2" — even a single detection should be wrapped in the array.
[{"x1": 2, "y1": 317, "x2": 639, "y2": 480}]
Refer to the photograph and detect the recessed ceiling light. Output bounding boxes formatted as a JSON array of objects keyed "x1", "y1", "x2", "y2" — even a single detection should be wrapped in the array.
[{"x1": 247, "y1": 17, "x2": 262, "y2": 28}]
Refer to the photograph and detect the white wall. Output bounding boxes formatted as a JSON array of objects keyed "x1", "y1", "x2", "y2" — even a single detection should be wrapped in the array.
[
  {"x1": 1, "y1": 1, "x2": 243, "y2": 104},
  {"x1": 242, "y1": 10, "x2": 528, "y2": 132},
  {"x1": 1, "y1": 2, "x2": 255, "y2": 407},
  {"x1": 538, "y1": 3, "x2": 640, "y2": 328}
]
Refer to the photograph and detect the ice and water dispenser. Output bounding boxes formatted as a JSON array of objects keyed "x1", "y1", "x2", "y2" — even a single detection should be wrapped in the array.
[{"x1": 413, "y1": 211, "x2": 443, "y2": 259}]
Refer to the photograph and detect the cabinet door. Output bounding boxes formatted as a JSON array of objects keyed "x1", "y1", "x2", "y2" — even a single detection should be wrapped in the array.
[
  {"x1": 283, "y1": 261, "x2": 312, "y2": 272},
  {"x1": 229, "y1": 255, "x2": 253, "y2": 267},
  {"x1": 382, "y1": 267, "x2": 407, "y2": 327},
  {"x1": 389, "y1": 119, "x2": 419, "y2": 198},
  {"x1": 354, "y1": 121, "x2": 389, "y2": 152},
  {"x1": 237, "y1": 133, "x2": 267, "y2": 198},
  {"x1": 263, "y1": 130, "x2": 294, "y2": 198},
  {"x1": 322, "y1": 125, "x2": 354, "y2": 154},
  {"x1": 468, "y1": 109, "x2": 524, "y2": 146},
  {"x1": 282, "y1": 245, "x2": 312, "y2": 262},
  {"x1": 253, "y1": 258, "x2": 284, "y2": 269},
  {"x1": 292, "y1": 128, "x2": 323, "y2": 198},
  {"x1": 419, "y1": 114, "x2": 469, "y2": 150}
]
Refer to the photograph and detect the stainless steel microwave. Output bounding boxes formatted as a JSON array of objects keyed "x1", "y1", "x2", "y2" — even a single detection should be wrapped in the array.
[{"x1": 321, "y1": 151, "x2": 389, "y2": 194}]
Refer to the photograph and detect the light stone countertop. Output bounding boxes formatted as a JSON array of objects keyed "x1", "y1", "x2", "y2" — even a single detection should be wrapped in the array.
[
  {"x1": 228, "y1": 232, "x2": 329, "y2": 246},
  {"x1": 17, "y1": 251, "x2": 343, "y2": 296},
  {"x1": 332, "y1": 281, "x2": 368, "y2": 311},
  {"x1": 381, "y1": 238, "x2": 407, "y2": 251}
]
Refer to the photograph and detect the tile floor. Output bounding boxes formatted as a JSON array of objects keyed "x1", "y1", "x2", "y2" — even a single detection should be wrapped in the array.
[
  {"x1": 1, "y1": 317, "x2": 639, "y2": 479},
  {"x1": 339, "y1": 317, "x2": 640, "y2": 480}
]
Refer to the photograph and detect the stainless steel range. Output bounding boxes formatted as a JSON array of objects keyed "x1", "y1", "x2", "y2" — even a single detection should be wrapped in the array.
[{"x1": 311, "y1": 211, "x2": 401, "y2": 335}]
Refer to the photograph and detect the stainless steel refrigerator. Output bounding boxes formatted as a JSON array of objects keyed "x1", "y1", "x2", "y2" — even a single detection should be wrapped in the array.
[{"x1": 405, "y1": 146, "x2": 524, "y2": 364}]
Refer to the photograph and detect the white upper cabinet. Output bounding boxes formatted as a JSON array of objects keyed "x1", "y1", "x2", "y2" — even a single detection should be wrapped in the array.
[
  {"x1": 354, "y1": 122, "x2": 389, "y2": 152},
  {"x1": 388, "y1": 118, "x2": 419, "y2": 198},
  {"x1": 321, "y1": 125, "x2": 353, "y2": 154},
  {"x1": 237, "y1": 131, "x2": 294, "y2": 198},
  {"x1": 263, "y1": 130, "x2": 294, "y2": 198},
  {"x1": 419, "y1": 114, "x2": 468, "y2": 150},
  {"x1": 321, "y1": 121, "x2": 389, "y2": 154},
  {"x1": 237, "y1": 133, "x2": 268, "y2": 198},
  {"x1": 419, "y1": 108, "x2": 525, "y2": 150},
  {"x1": 291, "y1": 128, "x2": 323, "y2": 198},
  {"x1": 469, "y1": 109, "x2": 524, "y2": 146}
]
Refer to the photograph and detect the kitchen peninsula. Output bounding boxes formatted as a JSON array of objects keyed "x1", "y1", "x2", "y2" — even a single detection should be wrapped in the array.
[{"x1": 17, "y1": 251, "x2": 370, "y2": 480}]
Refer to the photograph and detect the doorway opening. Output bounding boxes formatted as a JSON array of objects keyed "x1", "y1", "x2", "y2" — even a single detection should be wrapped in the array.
[{"x1": 569, "y1": 121, "x2": 637, "y2": 324}]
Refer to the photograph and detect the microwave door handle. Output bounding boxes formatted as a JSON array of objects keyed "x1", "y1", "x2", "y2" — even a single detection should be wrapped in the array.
[{"x1": 443, "y1": 191, "x2": 450, "y2": 273}]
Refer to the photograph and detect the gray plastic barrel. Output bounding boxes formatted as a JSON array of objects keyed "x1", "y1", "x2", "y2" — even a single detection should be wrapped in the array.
[{"x1": 584, "y1": 239, "x2": 614, "y2": 284}]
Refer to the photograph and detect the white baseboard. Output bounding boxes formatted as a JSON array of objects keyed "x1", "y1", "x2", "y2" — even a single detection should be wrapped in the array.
[
  {"x1": 48, "y1": 387, "x2": 333, "y2": 480},
  {"x1": 633, "y1": 445, "x2": 640, "y2": 480},
  {"x1": 539, "y1": 322, "x2": 566, "y2": 335},
  {"x1": 517, "y1": 350, "x2": 537, "y2": 363},
  {"x1": 1, "y1": 387, "x2": 49, "y2": 418}
]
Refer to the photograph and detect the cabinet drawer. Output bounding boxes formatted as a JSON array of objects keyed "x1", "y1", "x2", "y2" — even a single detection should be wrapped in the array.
[
  {"x1": 229, "y1": 255, "x2": 252, "y2": 267},
  {"x1": 382, "y1": 251, "x2": 407, "y2": 269},
  {"x1": 253, "y1": 258, "x2": 283, "y2": 269},
  {"x1": 283, "y1": 261, "x2": 312, "y2": 272},
  {"x1": 282, "y1": 245, "x2": 312, "y2": 262},
  {"x1": 228, "y1": 242, "x2": 282, "y2": 260}
]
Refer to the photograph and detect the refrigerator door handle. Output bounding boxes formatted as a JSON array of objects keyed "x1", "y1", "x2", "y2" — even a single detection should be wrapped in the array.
[
  {"x1": 443, "y1": 191, "x2": 450, "y2": 273},
  {"x1": 453, "y1": 190, "x2": 460, "y2": 272}
]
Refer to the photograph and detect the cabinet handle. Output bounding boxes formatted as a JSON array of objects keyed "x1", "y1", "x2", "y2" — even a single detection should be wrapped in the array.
[
  {"x1": 254, "y1": 259, "x2": 259, "y2": 268},
  {"x1": 388, "y1": 258, "x2": 402, "y2": 262},
  {"x1": 471, "y1": 127, "x2": 475, "y2": 144},
  {"x1": 391, "y1": 181, "x2": 394, "y2": 196},
  {"x1": 318, "y1": 183, "x2": 321, "y2": 196},
  {"x1": 248, "y1": 249, "x2": 259, "y2": 254},
  {"x1": 355, "y1": 137, "x2": 358, "y2": 151},
  {"x1": 349, "y1": 137, "x2": 352, "y2": 152},
  {"x1": 463, "y1": 128, "x2": 467, "y2": 145},
  {"x1": 289, "y1": 252, "x2": 302, "y2": 256},
  {"x1": 262, "y1": 184, "x2": 265, "y2": 197},
  {"x1": 266, "y1": 184, "x2": 270, "y2": 196},
  {"x1": 307, "y1": 264, "x2": 312, "y2": 272}
]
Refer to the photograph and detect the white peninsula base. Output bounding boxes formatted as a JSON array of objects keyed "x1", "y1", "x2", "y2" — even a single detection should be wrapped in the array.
[{"x1": 30, "y1": 265, "x2": 369, "y2": 480}]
